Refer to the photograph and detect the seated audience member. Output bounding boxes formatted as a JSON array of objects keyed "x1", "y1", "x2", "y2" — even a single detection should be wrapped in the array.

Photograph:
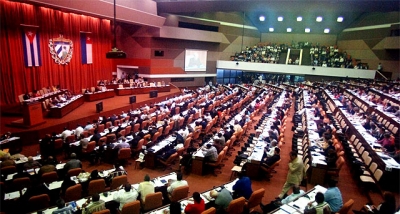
[
  {"x1": 326, "y1": 149, "x2": 338, "y2": 168},
  {"x1": 90, "y1": 129, "x2": 101, "y2": 144},
  {"x1": 75, "y1": 125, "x2": 84, "y2": 138},
  {"x1": 304, "y1": 192, "x2": 331, "y2": 214},
  {"x1": 13, "y1": 167, "x2": 31, "y2": 180},
  {"x1": 0, "y1": 154, "x2": 15, "y2": 168},
  {"x1": 23, "y1": 156, "x2": 42, "y2": 170},
  {"x1": 355, "y1": 192, "x2": 396, "y2": 214},
  {"x1": 389, "y1": 144, "x2": 400, "y2": 163},
  {"x1": 107, "y1": 164, "x2": 127, "y2": 184},
  {"x1": 264, "y1": 139, "x2": 278, "y2": 158},
  {"x1": 115, "y1": 137, "x2": 130, "y2": 151},
  {"x1": 184, "y1": 192, "x2": 205, "y2": 214},
  {"x1": 63, "y1": 153, "x2": 82, "y2": 173},
  {"x1": 23, "y1": 92, "x2": 31, "y2": 100},
  {"x1": 210, "y1": 189, "x2": 233, "y2": 214},
  {"x1": 232, "y1": 172, "x2": 253, "y2": 199},
  {"x1": 81, "y1": 193, "x2": 106, "y2": 214},
  {"x1": 0, "y1": 131, "x2": 12, "y2": 141},
  {"x1": 60, "y1": 175, "x2": 77, "y2": 196},
  {"x1": 377, "y1": 132, "x2": 395, "y2": 152},
  {"x1": 84, "y1": 121, "x2": 94, "y2": 131},
  {"x1": 324, "y1": 180, "x2": 343, "y2": 213},
  {"x1": 169, "y1": 202, "x2": 182, "y2": 214},
  {"x1": 167, "y1": 172, "x2": 188, "y2": 195},
  {"x1": 202, "y1": 144, "x2": 218, "y2": 162},
  {"x1": 113, "y1": 183, "x2": 138, "y2": 211},
  {"x1": 38, "y1": 158, "x2": 57, "y2": 176},
  {"x1": 52, "y1": 198, "x2": 75, "y2": 214},
  {"x1": 262, "y1": 147, "x2": 281, "y2": 168},
  {"x1": 61, "y1": 127, "x2": 73, "y2": 140},
  {"x1": 138, "y1": 174, "x2": 155, "y2": 202},
  {"x1": 88, "y1": 169, "x2": 102, "y2": 182}
]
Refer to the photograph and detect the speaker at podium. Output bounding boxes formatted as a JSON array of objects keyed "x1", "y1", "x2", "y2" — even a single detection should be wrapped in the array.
[
  {"x1": 129, "y1": 96, "x2": 136, "y2": 104},
  {"x1": 96, "y1": 102, "x2": 103, "y2": 113},
  {"x1": 149, "y1": 90, "x2": 158, "y2": 98}
]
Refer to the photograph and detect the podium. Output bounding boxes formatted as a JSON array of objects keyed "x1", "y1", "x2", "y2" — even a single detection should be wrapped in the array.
[
  {"x1": 9, "y1": 102, "x2": 46, "y2": 128},
  {"x1": 23, "y1": 102, "x2": 45, "y2": 126}
]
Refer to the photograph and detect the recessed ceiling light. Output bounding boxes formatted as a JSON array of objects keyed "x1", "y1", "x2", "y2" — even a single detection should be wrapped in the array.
[
  {"x1": 305, "y1": 28, "x2": 310, "y2": 33},
  {"x1": 316, "y1": 16, "x2": 323, "y2": 22},
  {"x1": 278, "y1": 16, "x2": 283, "y2": 21},
  {"x1": 297, "y1": 16, "x2": 302, "y2": 21},
  {"x1": 337, "y1": 16, "x2": 344, "y2": 22},
  {"x1": 259, "y1": 16, "x2": 265, "y2": 22},
  {"x1": 287, "y1": 28, "x2": 292, "y2": 32},
  {"x1": 269, "y1": 27, "x2": 274, "y2": 32},
  {"x1": 324, "y1": 28, "x2": 330, "y2": 33}
]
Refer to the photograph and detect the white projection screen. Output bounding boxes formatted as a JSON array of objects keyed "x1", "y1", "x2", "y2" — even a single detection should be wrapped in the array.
[{"x1": 184, "y1": 49, "x2": 207, "y2": 71}]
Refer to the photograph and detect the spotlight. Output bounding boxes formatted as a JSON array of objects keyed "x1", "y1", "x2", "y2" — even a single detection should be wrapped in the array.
[
  {"x1": 316, "y1": 16, "x2": 323, "y2": 22},
  {"x1": 259, "y1": 16, "x2": 265, "y2": 22},
  {"x1": 287, "y1": 28, "x2": 292, "y2": 32},
  {"x1": 269, "y1": 27, "x2": 274, "y2": 32},
  {"x1": 305, "y1": 28, "x2": 310, "y2": 33},
  {"x1": 324, "y1": 28, "x2": 330, "y2": 33},
  {"x1": 337, "y1": 17, "x2": 344, "y2": 22},
  {"x1": 297, "y1": 16, "x2": 302, "y2": 21},
  {"x1": 277, "y1": 16, "x2": 283, "y2": 21}
]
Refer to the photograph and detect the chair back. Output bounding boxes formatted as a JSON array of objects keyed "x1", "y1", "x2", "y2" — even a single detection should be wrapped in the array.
[
  {"x1": 226, "y1": 197, "x2": 246, "y2": 214},
  {"x1": 121, "y1": 200, "x2": 140, "y2": 214},
  {"x1": 170, "y1": 185, "x2": 189, "y2": 202},
  {"x1": 201, "y1": 207, "x2": 216, "y2": 214},
  {"x1": 93, "y1": 209, "x2": 110, "y2": 214},
  {"x1": 65, "y1": 184, "x2": 82, "y2": 202},
  {"x1": 143, "y1": 192, "x2": 163, "y2": 211},
  {"x1": 110, "y1": 175, "x2": 128, "y2": 190},
  {"x1": 66, "y1": 135, "x2": 76, "y2": 144},
  {"x1": 98, "y1": 137, "x2": 107, "y2": 146},
  {"x1": 54, "y1": 139, "x2": 63, "y2": 150},
  {"x1": 152, "y1": 132, "x2": 160, "y2": 142},
  {"x1": 84, "y1": 141, "x2": 96, "y2": 153},
  {"x1": 246, "y1": 188, "x2": 265, "y2": 210},
  {"x1": 97, "y1": 124, "x2": 105, "y2": 133},
  {"x1": 1, "y1": 165, "x2": 17, "y2": 175},
  {"x1": 67, "y1": 168, "x2": 82, "y2": 177},
  {"x1": 41, "y1": 171, "x2": 58, "y2": 184},
  {"x1": 13, "y1": 177, "x2": 31, "y2": 191},
  {"x1": 107, "y1": 134, "x2": 116, "y2": 143},
  {"x1": 118, "y1": 148, "x2": 132, "y2": 160},
  {"x1": 28, "y1": 194, "x2": 50, "y2": 212},
  {"x1": 125, "y1": 126, "x2": 132, "y2": 136},
  {"x1": 88, "y1": 179, "x2": 106, "y2": 196},
  {"x1": 338, "y1": 199, "x2": 354, "y2": 214},
  {"x1": 133, "y1": 123, "x2": 140, "y2": 133}
]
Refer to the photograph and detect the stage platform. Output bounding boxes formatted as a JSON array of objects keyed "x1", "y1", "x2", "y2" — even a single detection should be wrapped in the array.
[{"x1": 0, "y1": 88, "x2": 182, "y2": 146}]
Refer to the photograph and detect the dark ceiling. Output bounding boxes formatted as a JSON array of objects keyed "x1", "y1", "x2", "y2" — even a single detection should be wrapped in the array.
[{"x1": 154, "y1": 0, "x2": 400, "y2": 34}]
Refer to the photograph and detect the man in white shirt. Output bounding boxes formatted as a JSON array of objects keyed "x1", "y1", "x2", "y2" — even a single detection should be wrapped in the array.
[
  {"x1": 204, "y1": 113, "x2": 212, "y2": 122},
  {"x1": 178, "y1": 127, "x2": 189, "y2": 140},
  {"x1": 167, "y1": 172, "x2": 188, "y2": 194},
  {"x1": 202, "y1": 144, "x2": 218, "y2": 162},
  {"x1": 75, "y1": 125, "x2": 84, "y2": 138},
  {"x1": 113, "y1": 183, "x2": 138, "y2": 210},
  {"x1": 138, "y1": 174, "x2": 155, "y2": 202},
  {"x1": 233, "y1": 120, "x2": 243, "y2": 134},
  {"x1": 61, "y1": 127, "x2": 73, "y2": 140}
]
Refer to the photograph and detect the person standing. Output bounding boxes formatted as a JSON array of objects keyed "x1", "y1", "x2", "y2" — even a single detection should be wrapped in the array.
[{"x1": 277, "y1": 151, "x2": 305, "y2": 199}]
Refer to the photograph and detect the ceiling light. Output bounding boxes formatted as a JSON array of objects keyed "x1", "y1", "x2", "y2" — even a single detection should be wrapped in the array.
[
  {"x1": 297, "y1": 16, "x2": 302, "y2": 21},
  {"x1": 305, "y1": 28, "x2": 310, "y2": 33},
  {"x1": 324, "y1": 28, "x2": 330, "y2": 33},
  {"x1": 337, "y1": 17, "x2": 344, "y2": 22},
  {"x1": 277, "y1": 16, "x2": 283, "y2": 21},
  {"x1": 259, "y1": 16, "x2": 265, "y2": 22},
  {"x1": 287, "y1": 28, "x2": 292, "y2": 32},
  {"x1": 316, "y1": 16, "x2": 323, "y2": 22},
  {"x1": 269, "y1": 27, "x2": 274, "y2": 32}
]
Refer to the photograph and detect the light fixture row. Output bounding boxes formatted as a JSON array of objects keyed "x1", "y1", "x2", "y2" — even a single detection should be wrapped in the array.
[
  {"x1": 268, "y1": 27, "x2": 330, "y2": 33},
  {"x1": 259, "y1": 16, "x2": 344, "y2": 22}
]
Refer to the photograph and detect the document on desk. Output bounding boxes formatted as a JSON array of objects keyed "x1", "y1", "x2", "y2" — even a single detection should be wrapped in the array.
[
  {"x1": 4, "y1": 191, "x2": 20, "y2": 200},
  {"x1": 279, "y1": 204, "x2": 301, "y2": 213},
  {"x1": 56, "y1": 163, "x2": 66, "y2": 170},
  {"x1": 289, "y1": 197, "x2": 312, "y2": 211},
  {"x1": 48, "y1": 181, "x2": 63, "y2": 190}
]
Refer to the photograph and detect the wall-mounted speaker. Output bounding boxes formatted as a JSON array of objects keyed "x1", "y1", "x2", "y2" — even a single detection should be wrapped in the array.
[
  {"x1": 149, "y1": 90, "x2": 158, "y2": 98},
  {"x1": 129, "y1": 96, "x2": 136, "y2": 104}
]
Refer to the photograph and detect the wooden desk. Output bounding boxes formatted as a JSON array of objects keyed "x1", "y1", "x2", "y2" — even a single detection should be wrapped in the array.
[
  {"x1": 49, "y1": 96, "x2": 84, "y2": 118},
  {"x1": 115, "y1": 86, "x2": 171, "y2": 96},
  {"x1": 191, "y1": 156, "x2": 205, "y2": 175},
  {"x1": 84, "y1": 90, "x2": 115, "y2": 102}
]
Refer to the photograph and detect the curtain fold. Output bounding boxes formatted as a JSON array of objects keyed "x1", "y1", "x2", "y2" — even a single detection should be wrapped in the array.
[{"x1": 1, "y1": 0, "x2": 112, "y2": 105}]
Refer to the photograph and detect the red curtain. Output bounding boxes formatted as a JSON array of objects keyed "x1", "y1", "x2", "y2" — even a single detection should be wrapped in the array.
[{"x1": 1, "y1": 0, "x2": 113, "y2": 105}]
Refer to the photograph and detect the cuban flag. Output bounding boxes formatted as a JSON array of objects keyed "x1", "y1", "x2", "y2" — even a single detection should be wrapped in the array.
[
  {"x1": 80, "y1": 33, "x2": 93, "y2": 64},
  {"x1": 22, "y1": 28, "x2": 41, "y2": 67}
]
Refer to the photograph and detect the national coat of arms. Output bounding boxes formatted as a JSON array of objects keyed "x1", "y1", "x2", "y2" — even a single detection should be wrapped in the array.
[{"x1": 48, "y1": 34, "x2": 73, "y2": 65}]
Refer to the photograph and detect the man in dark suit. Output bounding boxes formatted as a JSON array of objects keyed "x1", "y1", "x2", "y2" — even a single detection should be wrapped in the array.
[
  {"x1": 90, "y1": 129, "x2": 101, "y2": 144},
  {"x1": 63, "y1": 153, "x2": 82, "y2": 173}
]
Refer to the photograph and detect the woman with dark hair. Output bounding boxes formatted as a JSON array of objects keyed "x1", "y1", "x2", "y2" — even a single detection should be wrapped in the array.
[{"x1": 184, "y1": 192, "x2": 205, "y2": 214}]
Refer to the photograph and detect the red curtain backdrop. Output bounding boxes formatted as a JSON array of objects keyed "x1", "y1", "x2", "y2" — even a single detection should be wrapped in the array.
[{"x1": 1, "y1": 0, "x2": 113, "y2": 105}]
